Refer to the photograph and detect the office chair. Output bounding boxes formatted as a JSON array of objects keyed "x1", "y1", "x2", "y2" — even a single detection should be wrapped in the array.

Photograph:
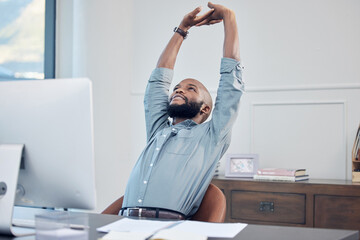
[
  {"x1": 101, "y1": 195, "x2": 124, "y2": 215},
  {"x1": 101, "y1": 183, "x2": 226, "y2": 223},
  {"x1": 191, "y1": 183, "x2": 226, "y2": 223}
]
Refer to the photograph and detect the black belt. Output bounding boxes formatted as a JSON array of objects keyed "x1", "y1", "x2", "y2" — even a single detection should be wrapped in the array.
[{"x1": 120, "y1": 207, "x2": 186, "y2": 220}]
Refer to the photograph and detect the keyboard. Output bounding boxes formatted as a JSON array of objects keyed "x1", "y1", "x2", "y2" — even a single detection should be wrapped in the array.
[{"x1": 12, "y1": 218, "x2": 35, "y2": 228}]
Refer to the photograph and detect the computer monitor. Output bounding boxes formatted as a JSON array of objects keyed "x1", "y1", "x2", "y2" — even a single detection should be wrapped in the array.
[{"x1": 0, "y1": 78, "x2": 96, "y2": 235}]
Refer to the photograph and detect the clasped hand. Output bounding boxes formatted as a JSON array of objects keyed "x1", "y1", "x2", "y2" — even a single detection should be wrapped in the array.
[{"x1": 179, "y1": 2, "x2": 231, "y2": 31}]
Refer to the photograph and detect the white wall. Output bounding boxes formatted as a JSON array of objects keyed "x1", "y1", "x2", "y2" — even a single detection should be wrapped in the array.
[
  {"x1": 56, "y1": 0, "x2": 133, "y2": 213},
  {"x1": 56, "y1": 0, "x2": 360, "y2": 211}
]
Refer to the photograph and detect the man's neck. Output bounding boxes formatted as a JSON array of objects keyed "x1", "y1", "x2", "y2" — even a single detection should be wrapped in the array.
[
  {"x1": 172, "y1": 116, "x2": 202, "y2": 125},
  {"x1": 172, "y1": 117, "x2": 187, "y2": 125}
]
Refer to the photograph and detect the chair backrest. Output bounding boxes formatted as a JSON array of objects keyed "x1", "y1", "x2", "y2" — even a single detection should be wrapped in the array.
[
  {"x1": 191, "y1": 183, "x2": 226, "y2": 223},
  {"x1": 101, "y1": 183, "x2": 227, "y2": 223},
  {"x1": 101, "y1": 196, "x2": 124, "y2": 215}
]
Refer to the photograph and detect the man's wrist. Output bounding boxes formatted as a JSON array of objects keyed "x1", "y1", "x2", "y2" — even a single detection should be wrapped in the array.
[
  {"x1": 222, "y1": 9, "x2": 235, "y2": 21},
  {"x1": 178, "y1": 24, "x2": 191, "y2": 32},
  {"x1": 174, "y1": 26, "x2": 189, "y2": 39}
]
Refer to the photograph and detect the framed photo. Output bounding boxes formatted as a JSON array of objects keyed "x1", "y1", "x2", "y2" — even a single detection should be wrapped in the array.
[{"x1": 225, "y1": 154, "x2": 259, "y2": 178}]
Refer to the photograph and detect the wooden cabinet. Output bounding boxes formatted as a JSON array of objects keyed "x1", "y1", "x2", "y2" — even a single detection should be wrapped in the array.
[
  {"x1": 212, "y1": 176, "x2": 360, "y2": 231},
  {"x1": 231, "y1": 191, "x2": 305, "y2": 225},
  {"x1": 314, "y1": 195, "x2": 360, "y2": 230}
]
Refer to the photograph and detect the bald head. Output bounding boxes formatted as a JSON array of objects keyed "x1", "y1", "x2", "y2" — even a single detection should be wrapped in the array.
[{"x1": 169, "y1": 78, "x2": 213, "y2": 124}]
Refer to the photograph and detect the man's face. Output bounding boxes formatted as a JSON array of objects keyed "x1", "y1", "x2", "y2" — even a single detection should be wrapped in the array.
[{"x1": 167, "y1": 79, "x2": 204, "y2": 119}]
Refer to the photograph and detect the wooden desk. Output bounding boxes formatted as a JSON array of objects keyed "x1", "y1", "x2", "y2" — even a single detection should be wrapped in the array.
[
  {"x1": 212, "y1": 176, "x2": 360, "y2": 231},
  {"x1": 0, "y1": 213, "x2": 358, "y2": 240}
]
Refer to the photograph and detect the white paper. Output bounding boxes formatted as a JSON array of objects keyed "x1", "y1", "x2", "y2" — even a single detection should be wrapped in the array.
[
  {"x1": 151, "y1": 229, "x2": 207, "y2": 240},
  {"x1": 99, "y1": 231, "x2": 151, "y2": 240},
  {"x1": 97, "y1": 218, "x2": 247, "y2": 239},
  {"x1": 169, "y1": 220, "x2": 247, "y2": 238},
  {"x1": 96, "y1": 218, "x2": 178, "y2": 233}
]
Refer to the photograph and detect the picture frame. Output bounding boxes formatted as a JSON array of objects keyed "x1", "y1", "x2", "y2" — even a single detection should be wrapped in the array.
[{"x1": 225, "y1": 154, "x2": 259, "y2": 178}]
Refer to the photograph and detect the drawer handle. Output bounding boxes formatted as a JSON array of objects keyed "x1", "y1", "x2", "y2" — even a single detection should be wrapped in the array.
[{"x1": 259, "y1": 201, "x2": 274, "y2": 212}]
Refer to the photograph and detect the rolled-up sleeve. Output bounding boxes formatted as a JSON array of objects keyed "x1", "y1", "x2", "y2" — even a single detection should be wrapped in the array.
[
  {"x1": 210, "y1": 57, "x2": 244, "y2": 139},
  {"x1": 144, "y1": 68, "x2": 173, "y2": 142}
]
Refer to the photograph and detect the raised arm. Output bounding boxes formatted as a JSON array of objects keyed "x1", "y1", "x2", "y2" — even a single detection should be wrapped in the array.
[
  {"x1": 198, "y1": 3, "x2": 244, "y2": 139},
  {"x1": 197, "y1": 2, "x2": 240, "y2": 61},
  {"x1": 156, "y1": 7, "x2": 219, "y2": 69}
]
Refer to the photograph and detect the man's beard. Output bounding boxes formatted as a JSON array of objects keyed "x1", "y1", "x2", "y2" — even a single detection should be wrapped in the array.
[{"x1": 167, "y1": 97, "x2": 203, "y2": 119}]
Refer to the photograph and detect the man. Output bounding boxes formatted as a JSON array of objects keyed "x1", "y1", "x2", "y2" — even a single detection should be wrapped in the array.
[{"x1": 121, "y1": 2, "x2": 244, "y2": 220}]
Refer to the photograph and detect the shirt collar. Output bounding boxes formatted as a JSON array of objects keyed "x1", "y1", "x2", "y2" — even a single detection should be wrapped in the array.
[{"x1": 171, "y1": 119, "x2": 198, "y2": 129}]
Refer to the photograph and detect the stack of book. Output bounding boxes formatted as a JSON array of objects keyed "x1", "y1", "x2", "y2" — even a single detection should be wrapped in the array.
[
  {"x1": 352, "y1": 123, "x2": 360, "y2": 182},
  {"x1": 353, "y1": 124, "x2": 360, "y2": 162},
  {"x1": 253, "y1": 168, "x2": 309, "y2": 182},
  {"x1": 214, "y1": 161, "x2": 221, "y2": 177}
]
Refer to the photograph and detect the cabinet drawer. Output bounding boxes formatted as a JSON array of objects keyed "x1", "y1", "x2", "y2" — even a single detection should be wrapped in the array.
[
  {"x1": 231, "y1": 190, "x2": 306, "y2": 224},
  {"x1": 314, "y1": 195, "x2": 360, "y2": 230}
]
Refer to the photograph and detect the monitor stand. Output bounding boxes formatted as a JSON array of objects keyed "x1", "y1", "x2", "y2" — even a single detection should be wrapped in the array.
[{"x1": 0, "y1": 144, "x2": 34, "y2": 236}]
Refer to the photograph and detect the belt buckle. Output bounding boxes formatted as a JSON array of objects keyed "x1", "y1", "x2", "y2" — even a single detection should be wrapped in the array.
[{"x1": 127, "y1": 207, "x2": 143, "y2": 217}]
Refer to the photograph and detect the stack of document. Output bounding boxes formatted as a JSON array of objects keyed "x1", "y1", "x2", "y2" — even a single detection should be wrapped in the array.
[
  {"x1": 253, "y1": 168, "x2": 309, "y2": 182},
  {"x1": 97, "y1": 218, "x2": 247, "y2": 240}
]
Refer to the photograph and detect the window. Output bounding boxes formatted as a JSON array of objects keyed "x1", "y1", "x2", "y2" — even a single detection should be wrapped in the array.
[{"x1": 0, "y1": 0, "x2": 55, "y2": 80}]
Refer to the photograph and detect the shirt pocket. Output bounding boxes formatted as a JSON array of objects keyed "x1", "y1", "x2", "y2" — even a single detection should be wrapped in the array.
[{"x1": 164, "y1": 129, "x2": 194, "y2": 155}]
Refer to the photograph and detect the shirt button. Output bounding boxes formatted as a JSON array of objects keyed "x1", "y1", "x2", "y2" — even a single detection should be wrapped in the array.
[
  {"x1": 138, "y1": 199, "x2": 142, "y2": 203},
  {"x1": 156, "y1": 147, "x2": 160, "y2": 151},
  {"x1": 163, "y1": 134, "x2": 166, "y2": 137},
  {"x1": 236, "y1": 63, "x2": 244, "y2": 70},
  {"x1": 143, "y1": 181, "x2": 147, "y2": 184},
  {"x1": 150, "y1": 163, "x2": 153, "y2": 167}
]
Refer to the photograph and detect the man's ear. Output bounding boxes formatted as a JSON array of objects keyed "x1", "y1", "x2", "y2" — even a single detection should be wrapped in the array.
[{"x1": 200, "y1": 104, "x2": 211, "y2": 116}]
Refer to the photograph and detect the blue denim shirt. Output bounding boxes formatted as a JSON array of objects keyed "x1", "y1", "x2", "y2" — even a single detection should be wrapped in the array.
[{"x1": 122, "y1": 58, "x2": 244, "y2": 217}]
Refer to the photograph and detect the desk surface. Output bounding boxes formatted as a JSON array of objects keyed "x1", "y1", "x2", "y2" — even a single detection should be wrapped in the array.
[{"x1": 1, "y1": 213, "x2": 358, "y2": 240}]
